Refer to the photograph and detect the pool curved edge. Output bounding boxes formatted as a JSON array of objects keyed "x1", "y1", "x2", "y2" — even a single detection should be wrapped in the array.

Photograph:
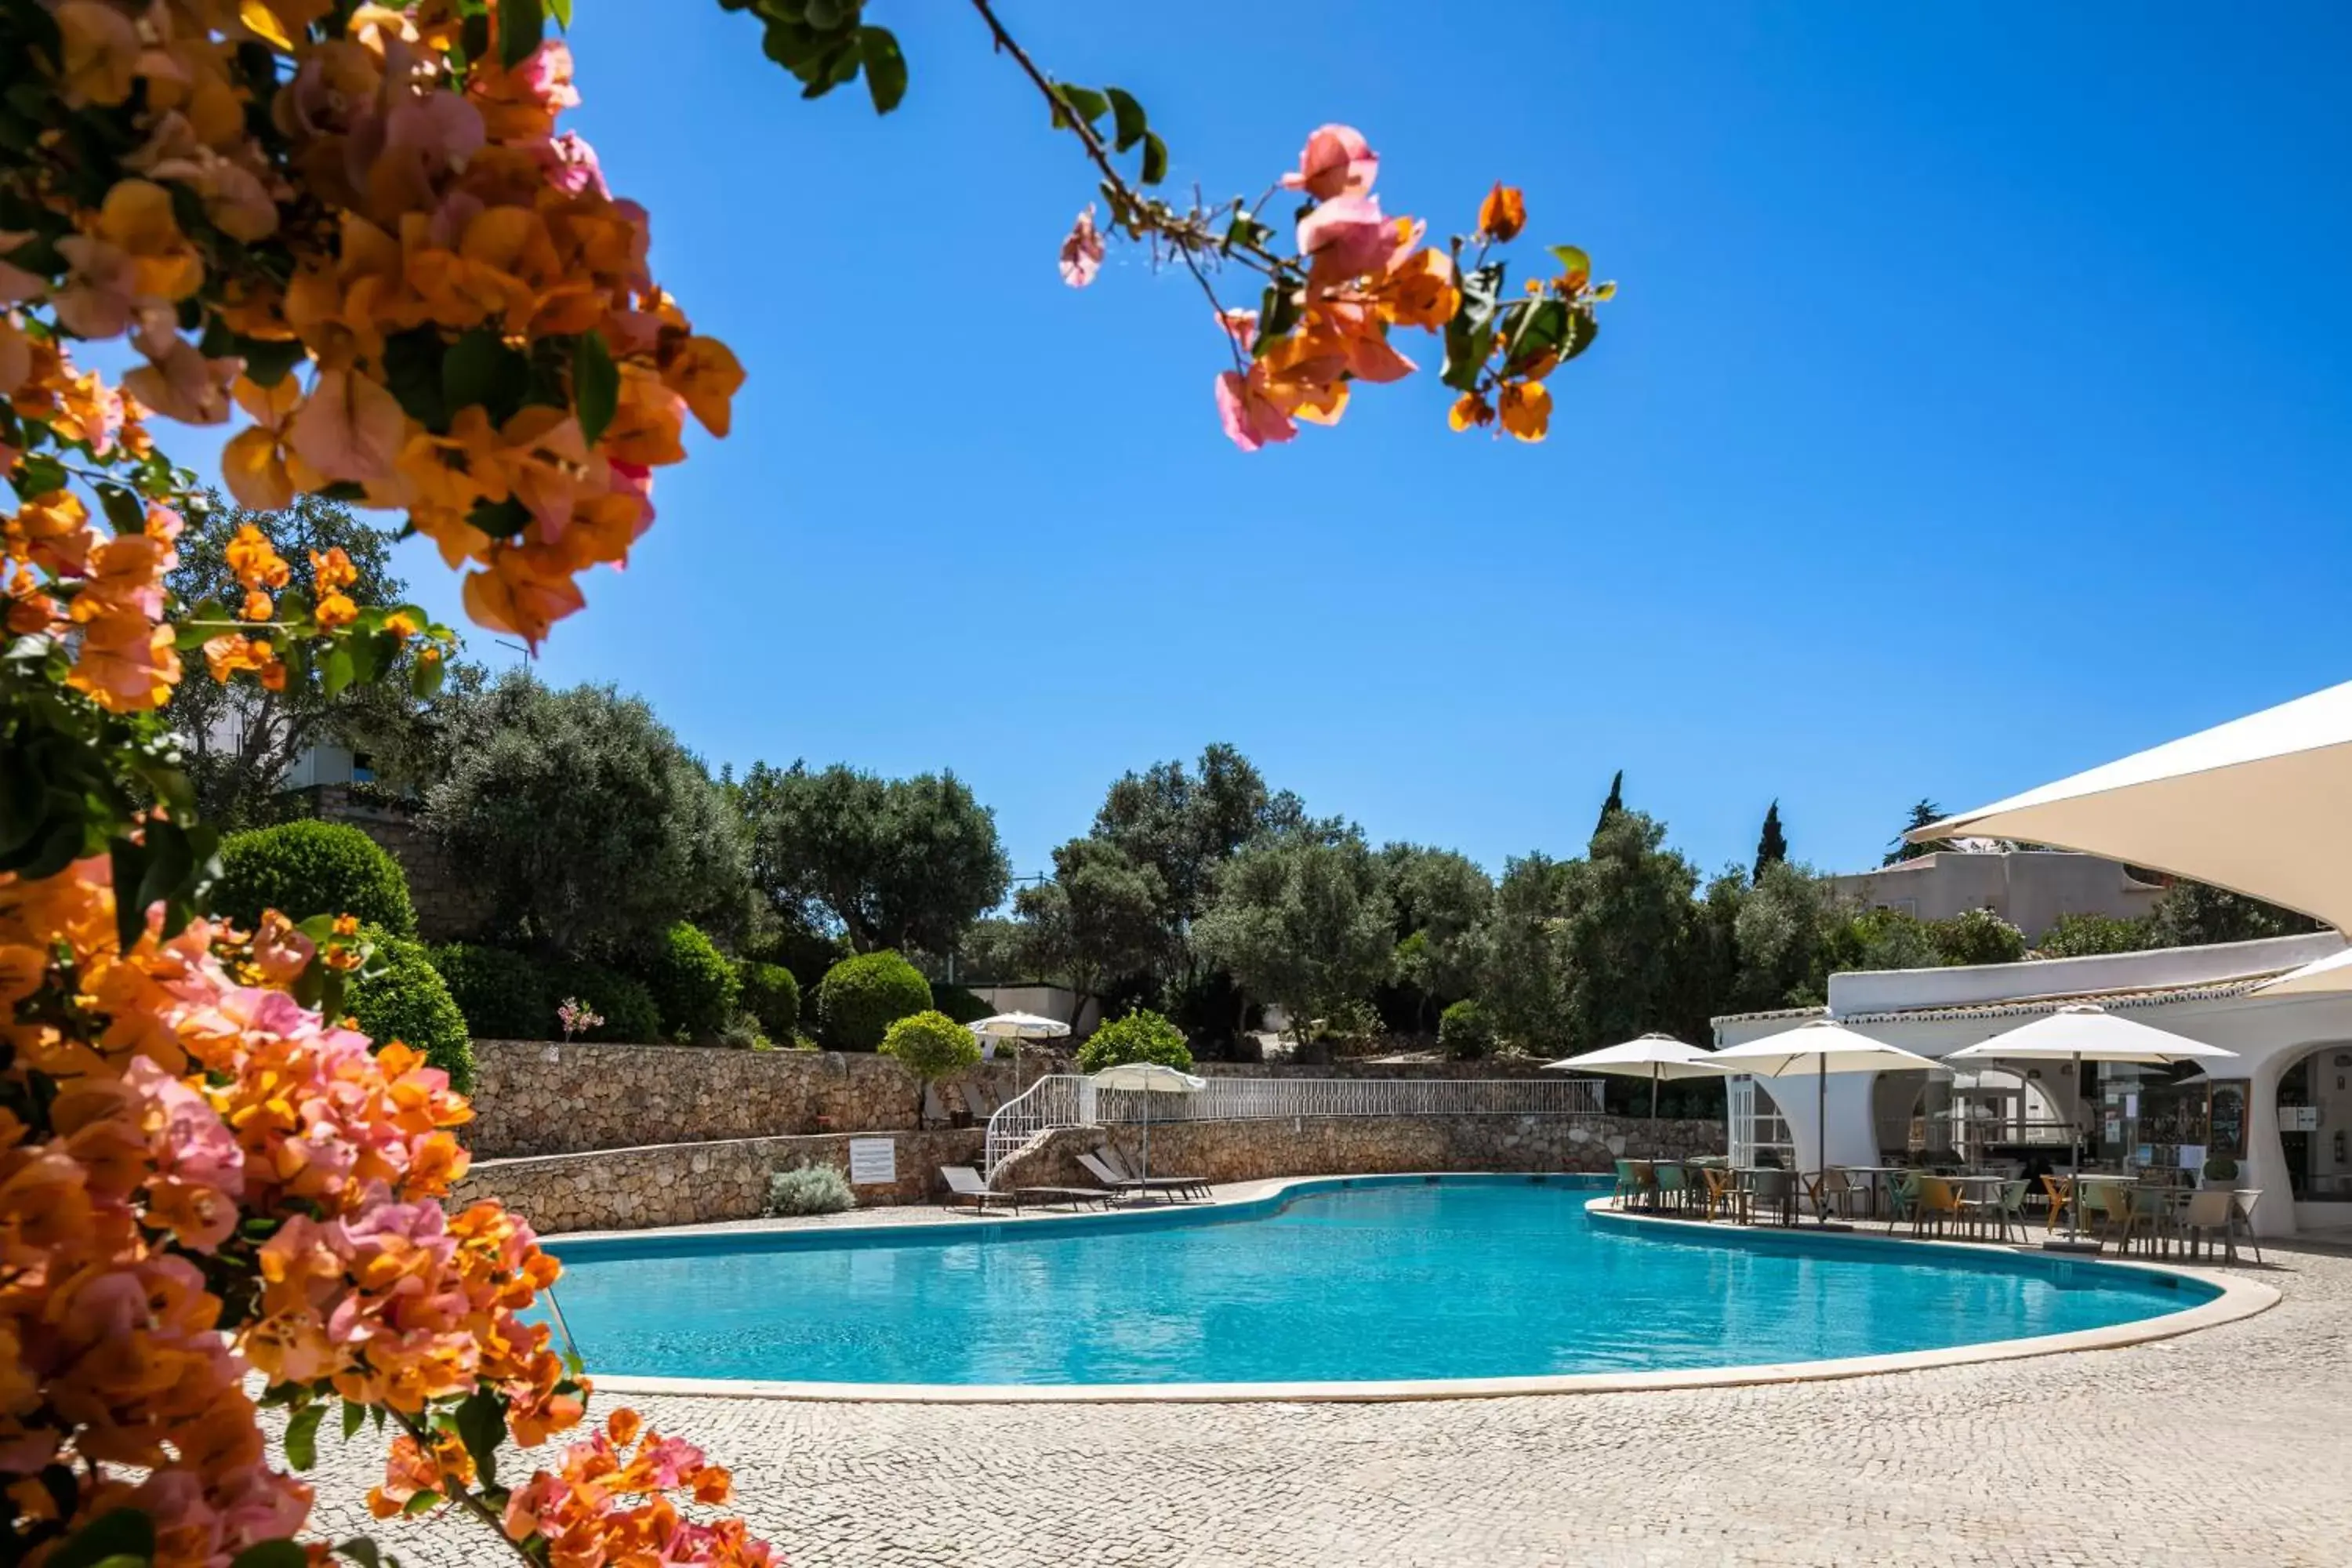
[{"x1": 568, "y1": 1175, "x2": 2278, "y2": 1406}]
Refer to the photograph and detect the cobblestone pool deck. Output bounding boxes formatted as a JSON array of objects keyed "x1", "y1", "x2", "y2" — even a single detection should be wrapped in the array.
[{"x1": 300, "y1": 1189, "x2": 2352, "y2": 1566}]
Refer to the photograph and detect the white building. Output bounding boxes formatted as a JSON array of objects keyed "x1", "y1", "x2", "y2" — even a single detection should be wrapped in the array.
[
  {"x1": 1712, "y1": 930, "x2": 2352, "y2": 1239},
  {"x1": 1824, "y1": 848, "x2": 2164, "y2": 939}
]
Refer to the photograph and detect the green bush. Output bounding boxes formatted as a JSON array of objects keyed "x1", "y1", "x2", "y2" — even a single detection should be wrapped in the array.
[
  {"x1": 1438, "y1": 999, "x2": 1494, "y2": 1061},
  {"x1": 1077, "y1": 1008, "x2": 1192, "y2": 1073},
  {"x1": 766, "y1": 1163, "x2": 855, "y2": 1217},
  {"x1": 1927, "y1": 907, "x2": 2027, "y2": 967},
  {"x1": 717, "y1": 1012, "x2": 771, "y2": 1050},
  {"x1": 545, "y1": 960, "x2": 661, "y2": 1044},
  {"x1": 216, "y1": 820, "x2": 416, "y2": 936},
  {"x1": 880, "y1": 1009, "x2": 982, "y2": 1122},
  {"x1": 735, "y1": 960, "x2": 801, "y2": 1037},
  {"x1": 928, "y1": 982, "x2": 993, "y2": 1025},
  {"x1": 631, "y1": 922, "x2": 739, "y2": 1042},
  {"x1": 427, "y1": 942, "x2": 550, "y2": 1041},
  {"x1": 348, "y1": 927, "x2": 474, "y2": 1092},
  {"x1": 815, "y1": 949, "x2": 931, "y2": 1051}
]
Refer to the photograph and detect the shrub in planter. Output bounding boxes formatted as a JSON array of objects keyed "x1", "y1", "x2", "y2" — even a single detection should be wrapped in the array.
[
  {"x1": 630, "y1": 921, "x2": 740, "y2": 1042},
  {"x1": 1438, "y1": 999, "x2": 1494, "y2": 1061},
  {"x1": 928, "y1": 982, "x2": 993, "y2": 1025},
  {"x1": 544, "y1": 960, "x2": 662, "y2": 1044},
  {"x1": 815, "y1": 949, "x2": 931, "y2": 1051},
  {"x1": 215, "y1": 819, "x2": 416, "y2": 936},
  {"x1": 879, "y1": 1008, "x2": 982, "y2": 1123},
  {"x1": 1076, "y1": 1008, "x2": 1192, "y2": 1074},
  {"x1": 766, "y1": 1164, "x2": 855, "y2": 1217},
  {"x1": 2204, "y1": 1155, "x2": 2240, "y2": 1187},
  {"x1": 426, "y1": 942, "x2": 550, "y2": 1042},
  {"x1": 348, "y1": 927, "x2": 475, "y2": 1093},
  {"x1": 735, "y1": 960, "x2": 800, "y2": 1037}
]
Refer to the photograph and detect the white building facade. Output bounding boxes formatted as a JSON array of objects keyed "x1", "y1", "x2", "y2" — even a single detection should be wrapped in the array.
[
  {"x1": 1713, "y1": 931, "x2": 2352, "y2": 1238},
  {"x1": 1824, "y1": 848, "x2": 2165, "y2": 939}
]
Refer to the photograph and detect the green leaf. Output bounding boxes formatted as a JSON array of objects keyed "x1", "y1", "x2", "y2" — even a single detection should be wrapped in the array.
[
  {"x1": 1053, "y1": 84, "x2": 1108, "y2": 127},
  {"x1": 1139, "y1": 131, "x2": 1169, "y2": 187},
  {"x1": 411, "y1": 653, "x2": 446, "y2": 701},
  {"x1": 96, "y1": 484, "x2": 146, "y2": 535},
  {"x1": 571, "y1": 331, "x2": 618, "y2": 447},
  {"x1": 449, "y1": 1387, "x2": 506, "y2": 1490},
  {"x1": 336, "y1": 1541, "x2": 385, "y2": 1568},
  {"x1": 1545, "y1": 244, "x2": 1592, "y2": 288},
  {"x1": 1105, "y1": 87, "x2": 1147, "y2": 153},
  {"x1": 546, "y1": 0, "x2": 572, "y2": 27},
  {"x1": 856, "y1": 27, "x2": 906, "y2": 114},
  {"x1": 321, "y1": 644, "x2": 355, "y2": 700},
  {"x1": 50, "y1": 1509, "x2": 155, "y2": 1568},
  {"x1": 1440, "y1": 319, "x2": 1496, "y2": 393},
  {"x1": 401, "y1": 1490, "x2": 442, "y2": 1517},
  {"x1": 442, "y1": 329, "x2": 531, "y2": 424},
  {"x1": 498, "y1": 0, "x2": 544, "y2": 69},
  {"x1": 229, "y1": 1542, "x2": 310, "y2": 1568},
  {"x1": 340, "y1": 1401, "x2": 368, "y2": 1443}
]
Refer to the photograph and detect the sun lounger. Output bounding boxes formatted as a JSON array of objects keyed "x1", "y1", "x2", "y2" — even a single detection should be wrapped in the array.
[
  {"x1": 1096, "y1": 1145, "x2": 1210, "y2": 1200},
  {"x1": 921, "y1": 1083, "x2": 951, "y2": 1128},
  {"x1": 1012, "y1": 1186, "x2": 1114, "y2": 1211},
  {"x1": 939, "y1": 1165, "x2": 1013, "y2": 1214},
  {"x1": 1076, "y1": 1150, "x2": 1200, "y2": 1203}
]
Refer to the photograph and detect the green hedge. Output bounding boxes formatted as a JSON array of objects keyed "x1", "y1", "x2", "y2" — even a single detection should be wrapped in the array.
[
  {"x1": 736, "y1": 960, "x2": 800, "y2": 1037},
  {"x1": 815, "y1": 949, "x2": 931, "y2": 1051},
  {"x1": 216, "y1": 820, "x2": 416, "y2": 936},
  {"x1": 428, "y1": 942, "x2": 551, "y2": 1041},
  {"x1": 545, "y1": 959, "x2": 661, "y2": 1044},
  {"x1": 1076, "y1": 1008, "x2": 1192, "y2": 1073},
  {"x1": 631, "y1": 922, "x2": 740, "y2": 1043},
  {"x1": 927, "y1": 982, "x2": 993, "y2": 1025},
  {"x1": 349, "y1": 927, "x2": 474, "y2": 1092},
  {"x1": 1437, "y1": 999, "x2": 1494, "y2": 1060}
]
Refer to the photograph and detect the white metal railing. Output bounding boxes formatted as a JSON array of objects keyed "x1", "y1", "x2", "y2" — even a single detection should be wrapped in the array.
[{"x1": 982, "y1": 1073, "x2": 1607, "y2": 1181}]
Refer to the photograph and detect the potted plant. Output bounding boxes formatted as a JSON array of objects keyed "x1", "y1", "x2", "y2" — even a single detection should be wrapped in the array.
[{"x1": 2203, "y1": 1154, "x2": 2240, "y2": 1189}]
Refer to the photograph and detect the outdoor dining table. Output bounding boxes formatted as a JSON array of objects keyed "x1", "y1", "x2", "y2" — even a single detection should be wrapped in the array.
[{"x1": 1833, "y1": 1165, "x2": 1910, "y2": 1220}]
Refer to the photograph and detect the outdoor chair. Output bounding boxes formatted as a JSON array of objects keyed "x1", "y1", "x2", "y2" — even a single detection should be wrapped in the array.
[
  {"x1": 2230, "y1": 1189, "x2": 2266, "y2": 1264},
  {"x1": 938, "y1": 1165, "x2": 1013, "y2": 1215},
  {"x1": 1886, "y1": 1171, "x2": 1922, "y2": 1233},
  {"x1": 1911, "y1": 1175, "x2": 1963, "y2": 1240},
  {"x1": 2086, "y1": 1182, "x2": 2134, "y2": 1247},
  {"x1": 1096, "y1": 1145, "x2": 1210, "y2": 1200},
  {"x1": 1807, "y1": 1168, "x2": 1860, "y2": 1223},
  {"x1": 1748, "y1": 1167, "x2": 1797, "y2": 1227},
  {"x1": 2038, "y1": 1174, "x2": 2074, "y2": 1234},
  {"x1": 2120, "y1": 1186, "x2": 2174, "y2": 1258},
  {"x1": 920, "y1": 1082, "x2": 952, "y2": 1129},
  {"x1": 1611, "y1": 1159, "x2": 1640, "y2": 1209},
  {"x1": 1698, "y1": 1165, "x2": 1742, "y2": 1224},
  {"x1": 1624, "y1": 1160, "x2": 1660, "y2": 1211},
  {"x1": 1656, "y1": 1162, "x2": 1690, "y2": 1214},
  {"x1": 2177, "y1": 1188, "x2": 2237, "y2": 1264},
  {"x1": 1965, "y1": 1178, "x2": 2031, "y2": 1243}
]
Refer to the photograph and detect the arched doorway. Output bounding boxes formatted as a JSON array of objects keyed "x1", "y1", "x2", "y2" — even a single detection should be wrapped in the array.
[{"x1": 2277, "y1": 1045, "x2": 2352, "y2": 1200}]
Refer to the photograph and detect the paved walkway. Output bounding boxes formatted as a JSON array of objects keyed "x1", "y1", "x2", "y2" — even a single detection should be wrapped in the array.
[{"x1": 300, "y1": 1207, "x2": 2352, "y2": 1567}]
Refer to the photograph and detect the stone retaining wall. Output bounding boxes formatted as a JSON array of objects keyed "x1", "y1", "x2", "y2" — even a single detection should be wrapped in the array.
[
  {"x1": 453, "y1": 1127, "x2": 988, "y2": 1233},
  {"x1": 465, "y1": 1040, "x2": 1596, "y2": 1159},
  {"x1": 991, "y1": 1114, "x2": 1724, "y2": 1193}
]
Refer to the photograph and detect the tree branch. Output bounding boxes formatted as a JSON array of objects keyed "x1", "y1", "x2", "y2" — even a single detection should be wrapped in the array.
[{"x1": 386, "y1": 1407, "x2": 542, "y2": 1566}]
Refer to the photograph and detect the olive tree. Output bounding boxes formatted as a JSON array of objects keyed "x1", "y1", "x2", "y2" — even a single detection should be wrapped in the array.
[{"x1": 1192, "y1": 831, "x2": 1395, "y2": 1047}]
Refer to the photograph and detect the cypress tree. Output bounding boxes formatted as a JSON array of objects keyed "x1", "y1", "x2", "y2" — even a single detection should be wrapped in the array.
[
  {"x1": 1754, "y1": 800, "x2": 1788, "y2": 882},
  {"x1": 1594, "y1": 770, "x2": 1624, "y2": 837}
]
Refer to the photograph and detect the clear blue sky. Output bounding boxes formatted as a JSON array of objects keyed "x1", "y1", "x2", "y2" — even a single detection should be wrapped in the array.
[{"x1": 178, "y1": 2, "x2": 2352, "y2": 885}]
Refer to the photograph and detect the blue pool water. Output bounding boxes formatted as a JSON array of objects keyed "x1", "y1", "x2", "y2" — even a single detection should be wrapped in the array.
[{"x1": 543, "y1": 1176, "x2": 2215, "y2": 1387}]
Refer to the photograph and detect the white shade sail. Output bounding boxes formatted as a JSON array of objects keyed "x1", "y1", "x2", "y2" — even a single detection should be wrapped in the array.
[
  {"x1": 1944, "y1": 1004, "x2": 2238, "y2": 1066},
  {"x1": 1915, "y1": 678, "x2": 2352, "y2": 933},
  {"x1": 1542, "y1": 1033, "x2": 1727, "y2": 1080},
  {"x1": 969, "y1": 1011, "x2": 1071, "y2": 1039},
  {"x1": 1710, "y1": 1018, "x2": 1942, "y2": 1077},
  {"x1": 1087, "y1": 1063, "x2": 1206, "y2": 1094},
  {"x1": 2254, "y1": 946, "x2": 2352, "y2": 998}
]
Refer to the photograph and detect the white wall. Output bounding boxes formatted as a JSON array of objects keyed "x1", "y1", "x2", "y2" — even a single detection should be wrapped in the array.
[{"x1": 971, "y1": 984, "x2": 1100, "y2": 1037}]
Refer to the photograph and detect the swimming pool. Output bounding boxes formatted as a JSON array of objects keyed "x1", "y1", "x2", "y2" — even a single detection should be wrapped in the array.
[{"x1": 542, "y1": 1175, "x2": 2224, "y2": 1392}]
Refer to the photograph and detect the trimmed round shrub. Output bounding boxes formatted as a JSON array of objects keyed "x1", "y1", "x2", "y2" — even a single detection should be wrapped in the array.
[
  {"x1": 736, "y1": 960, "x2": 800, "y2": 1037},
  {"x1": 815, "y1": 949, "x2": 931, "y2": 1051},
  {"x1": 631, "y1": 921, "x2": 739, "y2": 1043},
  {"x1": 427, "y1": 942, "x2": 549, "y2": 1042},
  {"x1": 1438, "y1": 999, "x2": 1494, "y2": 1061},
  {"x1": 544, "y1": 959, "x2": 661, "y2": 1044},
  {"x1": 348, "y1": 927, "x2": 474, "y2": 1092},
  {"x1": 1076, "y1": 1008, "x2": 1193, "y2": 1074},
  {"x1": 880, "y1": 1009, "x2": 983, "y2": 1122},
  {"x1": 215, "y1": 820, "x2": 416, "y2": 936},
  {"x1": 928, "y1": 982, "x2": 993, "y2": 1025}
]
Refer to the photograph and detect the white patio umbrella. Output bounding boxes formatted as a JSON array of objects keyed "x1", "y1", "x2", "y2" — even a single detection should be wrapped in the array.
[
  {"x1": 1087, "y1": 1062, "x2": 1205, "y2": 1184},
  {"x1": 970, "y1": 1011, "x2": 1069, "y2": 1091},
  {"x1": 1912, "y1": 677, "x2": 2352, "y2": 933},
  {"x1": 1946, "y1": 1004, "x2": 2238, "y2": 1247},
  {"x1": 1711, "y1": 1020, "x2": 1944, "y2": 1222},
  {"x1": 1543, "y1": 1033, "x2": 1726, "y2": 1158}
]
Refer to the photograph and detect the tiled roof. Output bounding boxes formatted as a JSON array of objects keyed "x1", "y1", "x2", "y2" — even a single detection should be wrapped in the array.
[{"x1": 1714, "y1": 971, "x2": 2292, "y2": 1030}]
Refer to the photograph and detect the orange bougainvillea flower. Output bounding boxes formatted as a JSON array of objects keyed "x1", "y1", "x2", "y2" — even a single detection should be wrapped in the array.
[
  {"x1": 225, "y1": 524, "x2": 292, "y2": 591},
  {"x1": 1449, "y1": 392, "x2": 1494, "y2": 432},
  {"x1": 221, "y1": 375, "x2": 310, "y2": 510},
  {"x1": 1497, "y1": 378, "x2": 1552, "y2": 442},
  {"x1": 662, "y1": 336, "x2": 746, "y2": 438},
  {"x1": 314, "y1": 590, "x2": 358, "y2": 630},
  {"x1": 310, "y1": 546, "x2": 358, "y2": 593},
  {"x1": 240, "y1": 589, "x2": 274, "y2": 622},
  {"x1": 1478, "y1": 182, "x2": 1526, "y2": 243}
]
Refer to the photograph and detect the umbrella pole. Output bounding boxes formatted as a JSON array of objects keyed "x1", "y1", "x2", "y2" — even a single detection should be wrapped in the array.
[
  {"x1": 1817, "y1": 1065, "x2": 1828, "y2": 1225},
  {"x1": 1650, "y1": 1065, "x2": 1660, "y2": 1160},
  {"x1": 2067, "y1": 1050, "x2": 2084, "y2": 1243}
]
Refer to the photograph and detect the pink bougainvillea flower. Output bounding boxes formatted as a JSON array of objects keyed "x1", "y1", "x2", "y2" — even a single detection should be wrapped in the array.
[
  {"x1": 1058, "y1": 204, "x2": 1105, "y2": 288},
  {"x1": 1279, "y1": 124, "x2": 1378, "y2": 201},
  {"x1": 1215, "y1": 307, "x2": 1259, "y2": 354},
  {"x1": 1214, "y1": 367, "x2": 1297, "y2": 453},
  {"x1": 1296, "y1": 194, "x2": 1394, "y2": 278},
  {"x1": 287, "y1": 368, "x2": 407, "y2": 485}
]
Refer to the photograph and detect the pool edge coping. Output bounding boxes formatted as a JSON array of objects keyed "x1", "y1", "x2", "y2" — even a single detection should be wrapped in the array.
[{"x1": 570, "y1": 1174, "x2": 2279, "y2": 1405}]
